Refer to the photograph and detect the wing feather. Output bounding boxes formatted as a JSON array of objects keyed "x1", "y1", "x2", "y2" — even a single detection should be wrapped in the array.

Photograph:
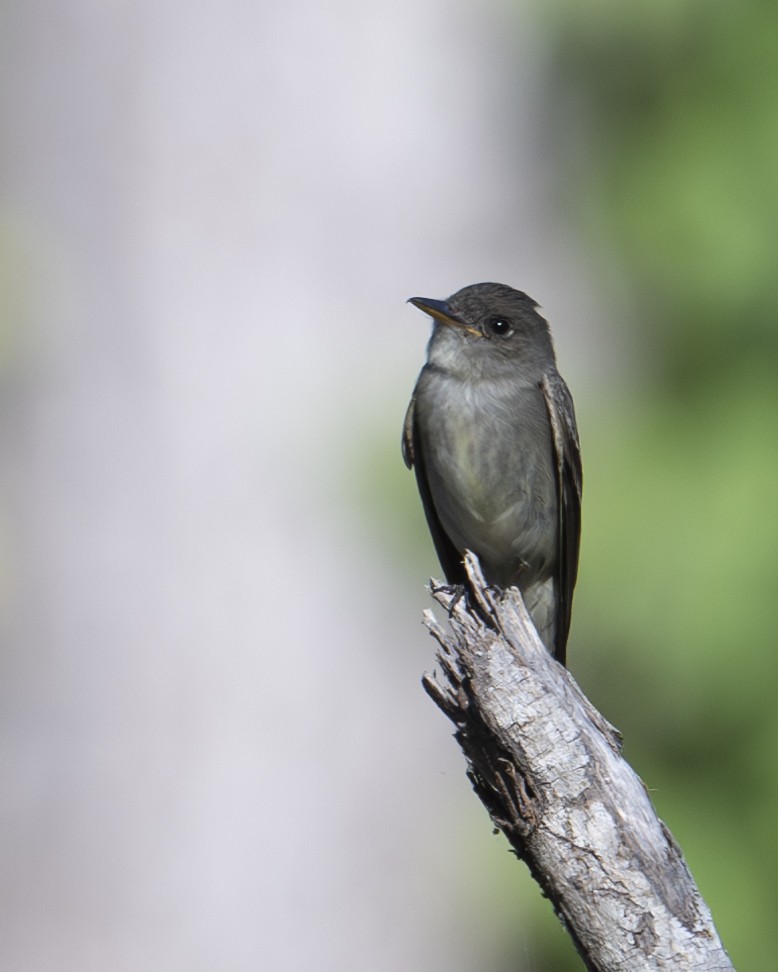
[{"x1": 541, "y1": 371, "x2": 582, "y2": 664}]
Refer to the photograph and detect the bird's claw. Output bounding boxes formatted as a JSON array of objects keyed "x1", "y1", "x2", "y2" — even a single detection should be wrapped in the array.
[{"x1": 430, "y1": 582, "x2": 467, "y2": 616}]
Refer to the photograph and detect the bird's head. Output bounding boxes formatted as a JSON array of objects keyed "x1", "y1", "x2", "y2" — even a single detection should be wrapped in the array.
[{"x1": 409, "y1": 282, "x2": 555, "y2": 381}]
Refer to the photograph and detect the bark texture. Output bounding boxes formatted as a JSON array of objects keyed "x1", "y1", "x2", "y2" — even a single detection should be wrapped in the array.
[{"x1": 422, "y1": 553, "x2": 734, "y2": 971}]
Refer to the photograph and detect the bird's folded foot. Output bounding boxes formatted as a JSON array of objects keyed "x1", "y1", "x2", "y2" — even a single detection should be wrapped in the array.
[
  {"x1": 430, "y1": 582, "x2": 467, "y2": 615},
  {"x1": 430, "y1": 581, "x2": 500, "y2": 629}
]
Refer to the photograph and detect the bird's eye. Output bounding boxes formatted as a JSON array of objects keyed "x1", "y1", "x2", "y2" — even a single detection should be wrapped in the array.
[{"x1": 487, "y1": 317, "x2": 513, "y2": 338}]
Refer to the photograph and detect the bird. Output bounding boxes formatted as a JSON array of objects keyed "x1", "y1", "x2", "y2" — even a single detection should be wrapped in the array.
[{"x1": 402, "y1": 282, "x2": 581, "y2": 664}]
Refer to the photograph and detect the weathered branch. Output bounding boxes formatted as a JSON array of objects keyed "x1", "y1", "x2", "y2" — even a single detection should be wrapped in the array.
[{"x1": 422, "y1": 552, "x2": 733, "y2": 971}]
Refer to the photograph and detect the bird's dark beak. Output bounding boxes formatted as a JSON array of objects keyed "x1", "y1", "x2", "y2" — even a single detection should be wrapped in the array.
[{"x1": 407, "y1": 297, "x2": 481, "y2": 337}]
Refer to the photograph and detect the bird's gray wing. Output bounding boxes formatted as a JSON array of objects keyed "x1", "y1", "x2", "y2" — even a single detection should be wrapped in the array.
[
  {"x1": 402, "y1": 390, "x2": 467, "y2": 586},
  {"x1": 401, "y1": 394, "x2": 416, "y2": 470},
  {"x1": 541, "y1": 370, "x2": 582, "y2": 664}
]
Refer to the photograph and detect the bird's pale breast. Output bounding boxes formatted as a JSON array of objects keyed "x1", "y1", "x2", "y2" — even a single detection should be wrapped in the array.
[{"x1": 417, "y1": 370, "x2": 558, "y2": 589}]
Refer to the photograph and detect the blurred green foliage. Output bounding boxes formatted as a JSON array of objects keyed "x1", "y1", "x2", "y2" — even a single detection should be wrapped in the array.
[
  {"x1": 544, "y1": 0, "x2": 778, "y2": 389},
  {"x1": 528, "y1": 1, "x2": 778, "y2": 969}
]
